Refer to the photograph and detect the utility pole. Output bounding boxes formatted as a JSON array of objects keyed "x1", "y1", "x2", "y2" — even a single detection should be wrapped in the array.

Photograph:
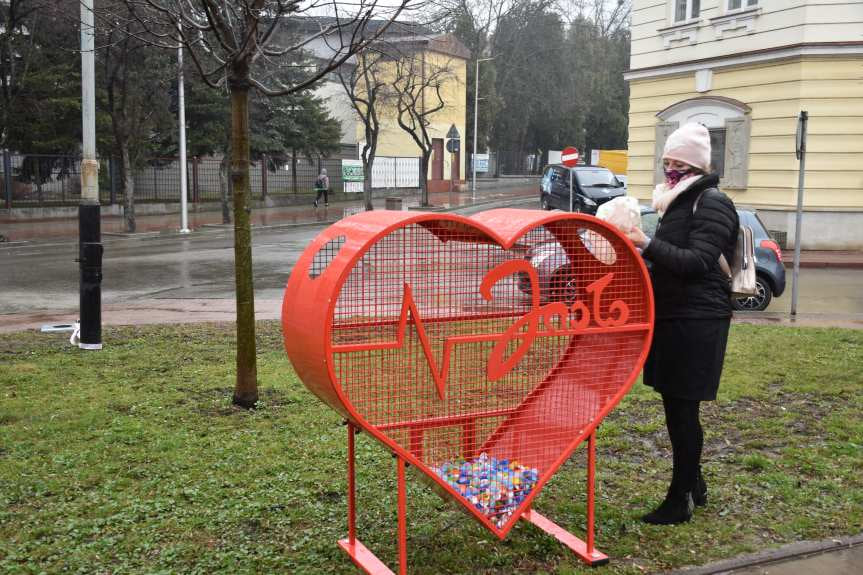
[
  {"x1": 178, "y1": 21, "x2": 190, "y2": 234},
  {"x1": 78, "y1": 0, "x2": 102, "y2": 350},
  {"x1": 471, "y1": 57, "x2": 494, "y2": 201}
]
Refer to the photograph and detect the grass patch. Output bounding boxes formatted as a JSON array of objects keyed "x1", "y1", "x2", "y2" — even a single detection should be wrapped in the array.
[{"x1": 1, "y1": 323, "x2": 862, "y2": 574}]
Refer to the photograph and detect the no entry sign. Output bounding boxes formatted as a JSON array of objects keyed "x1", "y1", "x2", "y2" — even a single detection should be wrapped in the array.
[{"x1": 561, "y1": 146, "x2": 579, "y2": 167}]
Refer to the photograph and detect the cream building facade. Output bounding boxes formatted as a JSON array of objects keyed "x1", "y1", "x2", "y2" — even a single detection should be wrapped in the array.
[
  {"x1": 625, "y1": 0, "x2": 863, "y2": 249},
  {"x1": 306, "y1": 26, "x2": 469, "y2": 192},
  {"x1": 366, "y1": 37, "x2": 469, "y2": 192}
]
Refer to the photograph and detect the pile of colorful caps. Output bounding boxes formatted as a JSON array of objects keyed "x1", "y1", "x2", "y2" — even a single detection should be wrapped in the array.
[{"x1": 433, "y1": 452, "x2": 540, "y2": 528}]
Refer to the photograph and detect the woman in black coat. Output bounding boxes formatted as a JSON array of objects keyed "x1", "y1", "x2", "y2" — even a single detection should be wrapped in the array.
[{"x1": 626, "y1": 123, "x2": 739, "y2": 525}]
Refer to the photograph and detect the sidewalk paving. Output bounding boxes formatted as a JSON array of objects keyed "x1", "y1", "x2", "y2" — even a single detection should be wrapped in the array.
[{"x1": 783, "y1": 249, "x2": 863, "y2": 269}]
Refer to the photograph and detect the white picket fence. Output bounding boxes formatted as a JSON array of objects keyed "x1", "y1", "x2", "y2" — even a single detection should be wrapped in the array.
[{"x1": 371, "y1": 157, "x2": 420, "y2": 189}]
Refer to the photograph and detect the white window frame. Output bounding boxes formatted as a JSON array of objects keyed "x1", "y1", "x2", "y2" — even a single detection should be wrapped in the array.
[
  {"x1": 726, "y1": 0, "x2": 758, "y2": 14},
  {"x1": 672, "y1": 0, "x2": 701, "y2": 24}
]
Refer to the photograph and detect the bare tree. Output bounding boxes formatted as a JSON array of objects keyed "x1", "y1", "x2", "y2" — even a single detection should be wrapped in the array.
[
  {"x1": 0, "y1": 0, "x2": 41, "y2": 148},
  {"x1": 554, "y1": 0, "x2": 631, "y2": 35},
  {"x1": 337, "y1": 49, "x2": 392, "y2": 211},
  {"x1": 100, "y1": 1, "x2": 175, "y2": 232},
  {"x1": 390, "y1": 43, "x2": 455, "y2": 206},
  {"x1": 121, "y1": 0, "x2": 417, "y2": 407}
]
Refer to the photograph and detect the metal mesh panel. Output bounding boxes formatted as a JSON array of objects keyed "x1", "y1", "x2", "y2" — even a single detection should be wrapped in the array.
[
  {"x1": 324, "y1": 216, "x2": 650, "y2": 532},
  {"x1": 309, "y1": 236, "x2": 346, "y2": 279}
]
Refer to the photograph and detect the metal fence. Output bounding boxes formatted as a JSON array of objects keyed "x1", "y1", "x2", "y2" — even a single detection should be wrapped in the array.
[
  {"x1": 1, "y1": 151, "x2": 421, "y2": 209},
  {"x1": 467, "y1": 151, "x2": 545, "y2": 177},
  {"x1": 371, "y1": 157, "x2": 420, "y2": 189}
]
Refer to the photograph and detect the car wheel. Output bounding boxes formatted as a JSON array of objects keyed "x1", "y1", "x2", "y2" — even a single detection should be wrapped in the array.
[
  {"x1": 550, "y1": 266, "x2": 581, "y2": 305},
  {"x1": 732, "y1": 276, "x2": 773, "y2": 311},
  {"x1": 541, "y1": 195, "x2": 551, "y2": 210}
]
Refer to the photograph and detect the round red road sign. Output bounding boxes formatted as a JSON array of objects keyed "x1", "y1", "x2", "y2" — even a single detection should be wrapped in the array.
[{"x1": 561, "y1": 147, "x2": 579, "y2": 167}]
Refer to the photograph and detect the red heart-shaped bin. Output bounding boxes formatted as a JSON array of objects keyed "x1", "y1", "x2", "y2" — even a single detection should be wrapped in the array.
[{"x1": 283, "y1": 208, "x2": 653, "y2": 538}]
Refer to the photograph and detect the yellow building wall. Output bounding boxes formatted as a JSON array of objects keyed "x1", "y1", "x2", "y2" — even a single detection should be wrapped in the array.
[
  {"x1": 626, "y1": 57, "x2": 863, "y2": 212},
  {"x1": 595, "y1": 150, "x2": 628, "y2": 175},
  {"x1": 355, "y1": 50, "x2": 468, "y2": 183}
]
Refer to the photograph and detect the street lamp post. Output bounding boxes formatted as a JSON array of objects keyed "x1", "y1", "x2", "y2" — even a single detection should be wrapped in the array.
[
  {"x1": 78, "y1": 0, "x2": 102, "y2": 350},
  {"x1": 472, "y1": 57, "x2": 494, "y2": 201},
  {"x1": 178, "y1": 21, "x2": 190, "y2": 234}
]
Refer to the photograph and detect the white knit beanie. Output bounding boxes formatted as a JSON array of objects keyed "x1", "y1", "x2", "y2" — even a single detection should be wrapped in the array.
[{"x1": 663, "y1": 123, "x2": 711, "y2": 172}]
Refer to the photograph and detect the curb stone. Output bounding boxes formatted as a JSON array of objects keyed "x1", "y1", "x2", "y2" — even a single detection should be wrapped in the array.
[{"x1": 665, "y1": 533, "x2": 863, "y2": 574}]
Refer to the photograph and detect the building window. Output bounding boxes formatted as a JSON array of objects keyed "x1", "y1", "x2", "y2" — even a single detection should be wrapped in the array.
[
  {"x1": 709, "y1": 128, "x2": 726, "y2": 177},
  {"x1": 655, "y1": 96, "x2": 751, "y2": 188},
  {"x1": 728, "y1": 0, "x2": 757, "y2": 10},
  {"x1": 674, "y1": 0, "x2": 701, "y2": 22}
]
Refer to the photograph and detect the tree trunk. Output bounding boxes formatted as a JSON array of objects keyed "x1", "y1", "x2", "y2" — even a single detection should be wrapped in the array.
[
  {"x1": 420, "y1": 151, "x2": 431, "y2": 207},
  {"x1": 362, "y1": 154, "x2": 374, "y2": 211},
  {"x1": 120, "y1": 142, "x2": 135, "y2": 233},
  {"x1": 229, "y1": 84, "x2": 258, "y2": 408},
  {"x1": 219, "y1": 154, "x2": 231, "y2": 224}
]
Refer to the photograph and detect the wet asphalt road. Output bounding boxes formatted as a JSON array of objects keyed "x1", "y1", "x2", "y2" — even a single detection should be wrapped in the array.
[
  {"x1": 2, "y1": 201, "x2": 862, "y2": 317},
  {"x1": 0, "y1": 224, "x2": 321, "y2": 314}
]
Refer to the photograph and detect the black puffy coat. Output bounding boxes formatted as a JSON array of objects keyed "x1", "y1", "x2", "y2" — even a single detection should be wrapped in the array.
[
  {"x1": 642, "y1": 173, "x2": 739, "y2": 320},
  {"x1": 641, "y1": 173, "x2": 738, "y2": 400}
]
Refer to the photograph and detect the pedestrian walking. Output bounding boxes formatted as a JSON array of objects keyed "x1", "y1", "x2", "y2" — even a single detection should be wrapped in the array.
[
  {"x1": 624, "y1": 123, "x2": 739, "y2": 525},
  {"x1": 313, "y1": 168, "x2": 330, "y2": 208}
]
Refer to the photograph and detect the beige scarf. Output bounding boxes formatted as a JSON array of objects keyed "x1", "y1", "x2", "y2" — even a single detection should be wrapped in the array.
[{"x1": 652, "y1": 174, "x2": 702, "y2": 216}]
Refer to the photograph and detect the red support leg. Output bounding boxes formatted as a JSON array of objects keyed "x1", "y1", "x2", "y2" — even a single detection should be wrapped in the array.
[
  {"x1": 587, "y1": 431, "x2": 596, "y2": 555},
  {"x1": 397, "y1": 457, "x2": 408, "y2": 575},
  {"x1": 522, "y1": 432, "x2": 609, "y2": 566},
  {"x1": 348, "y1": 423, "x2": 357, "y2": 544},
  {"x1": 339, "y1": 424, "x2": 396, "y2": 575}
]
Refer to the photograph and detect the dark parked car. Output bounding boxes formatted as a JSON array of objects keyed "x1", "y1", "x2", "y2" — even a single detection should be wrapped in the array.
[
  {"x1": 539, "y1": 164, "x2": 626, "y2": 214},
  {"x1": 640, "y1": 206, "x2": 786, "y2": 311}
]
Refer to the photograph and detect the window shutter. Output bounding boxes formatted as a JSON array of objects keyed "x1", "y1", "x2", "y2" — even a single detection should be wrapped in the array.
[
  {"x1": 723, "y1": 115, "x2": 751, "y2": 189},
  {"x1": 654, "y1": 121, "x2": 679, "y2": 184}
]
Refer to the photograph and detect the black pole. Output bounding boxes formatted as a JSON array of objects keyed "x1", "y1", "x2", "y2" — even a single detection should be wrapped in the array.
[
  {"x1": 109, "y1": 156, "x2": 117, "y2": 205},
  {"x1": 79, "y1": 0, "x2": 102, "y2": 350},
  {"x1": 78, "y1": 201, "x2": 102, "y2": 349},
  {"x1": 3, "y1": 150, "x2": 11, "y2": 210}
]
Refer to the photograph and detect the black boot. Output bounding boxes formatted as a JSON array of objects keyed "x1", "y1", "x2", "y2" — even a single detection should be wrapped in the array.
[
  {"x1": 642, "y1": 490, "x2": 694, "y2": 525},
  {"x1": 693, "y1": 471, "x2": 707, "y2": 507}
]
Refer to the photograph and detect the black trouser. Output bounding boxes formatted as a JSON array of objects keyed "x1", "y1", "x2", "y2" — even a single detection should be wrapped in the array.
[
  {"x1": 314, "y1": 188, "x2": 329, "y2": 205},
  {"x1": 662, "y1": 394, "x2": 703, "y2": 495}
]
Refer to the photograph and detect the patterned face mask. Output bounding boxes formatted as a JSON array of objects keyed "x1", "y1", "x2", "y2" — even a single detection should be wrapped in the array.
[{"x1": 664, "y1": 168, "x2": 690, "y2": 187}]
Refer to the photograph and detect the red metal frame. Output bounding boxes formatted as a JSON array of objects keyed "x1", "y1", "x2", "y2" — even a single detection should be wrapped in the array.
[{"x1": 285, "y1": 209, "x2": 654, "y2": 572}]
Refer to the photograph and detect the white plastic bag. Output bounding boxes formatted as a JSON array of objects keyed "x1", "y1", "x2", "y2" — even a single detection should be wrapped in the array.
[{"x1": 595, "y1": 196, "x2": 641, "y2": 233}]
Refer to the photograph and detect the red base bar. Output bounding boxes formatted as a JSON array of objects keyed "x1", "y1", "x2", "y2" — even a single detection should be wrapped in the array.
[
  {"x1": 522, "y1": 509, "x2": 609, "y2": 566},
  {"x1": 338, "y1": 538, "x2": 396, "y2": 575}
]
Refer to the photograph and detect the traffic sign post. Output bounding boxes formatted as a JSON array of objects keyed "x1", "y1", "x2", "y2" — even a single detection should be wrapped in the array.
[
  {"x1": 447, "y1": 125, "x2": 461, "y2": 197},
  {"x1": 562, "y1": 147, "x2": 579, "y2": 212},
  {"x1": 791, "y1": 111, "x2": 808, "y2": 319}
]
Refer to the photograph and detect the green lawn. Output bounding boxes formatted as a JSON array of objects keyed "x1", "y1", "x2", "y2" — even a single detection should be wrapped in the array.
[{"x1": 1, "y1": 323, "x2": 861, "y2": 574}]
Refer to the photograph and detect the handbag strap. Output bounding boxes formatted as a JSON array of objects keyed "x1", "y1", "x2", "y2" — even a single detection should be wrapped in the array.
[{"x1": 693, "y1": 190, "x2": 733, "y2": 280}]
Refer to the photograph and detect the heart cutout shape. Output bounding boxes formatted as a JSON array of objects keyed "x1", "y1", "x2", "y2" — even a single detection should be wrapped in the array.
[{"x1": 283, "y1": 208, "x2": 653, "y2": 537}]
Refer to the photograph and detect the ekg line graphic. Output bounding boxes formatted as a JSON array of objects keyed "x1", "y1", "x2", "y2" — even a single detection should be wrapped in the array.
[{"x1": 330, "y1": 275, "x2": 649, "y2": 401}]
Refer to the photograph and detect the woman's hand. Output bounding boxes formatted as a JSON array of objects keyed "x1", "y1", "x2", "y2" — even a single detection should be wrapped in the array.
[{"x1": 625, "y1": 226, "x2": 649, "y2": 249}]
